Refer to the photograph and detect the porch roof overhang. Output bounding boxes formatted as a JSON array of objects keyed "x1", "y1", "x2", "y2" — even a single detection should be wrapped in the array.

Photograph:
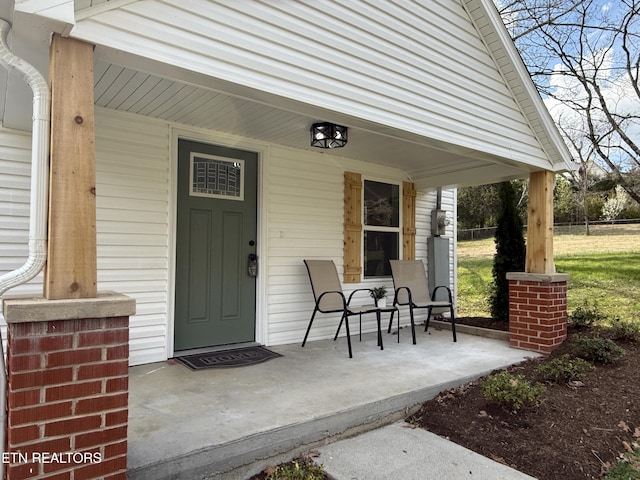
[
  {"x1": 91, "y1": 51, "x2": 549, "y2": 190},
  {"x1": 0, "y1": 0, "x2": 576, "y2": 190}
]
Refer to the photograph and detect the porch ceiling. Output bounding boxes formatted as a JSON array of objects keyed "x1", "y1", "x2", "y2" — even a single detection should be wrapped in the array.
[{"x1": 92, "y1": 58, "x2": 531, "y2": 189}]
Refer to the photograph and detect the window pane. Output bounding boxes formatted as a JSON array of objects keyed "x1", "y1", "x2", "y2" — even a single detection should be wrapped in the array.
[
  {"x1": 364, "y1": 231, "x2": 399, "y2": 277},
  {"x1": 364, "y1": 181, "x2": 399, "y2": 227},
  {"x1": 190, "y1": 153, "x2": 244, "y2": 200}
]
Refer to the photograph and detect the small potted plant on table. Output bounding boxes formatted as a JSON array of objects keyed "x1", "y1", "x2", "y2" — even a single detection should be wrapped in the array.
[{"x1": 370, "y1": 286, "x2": 388, "y2": 308}]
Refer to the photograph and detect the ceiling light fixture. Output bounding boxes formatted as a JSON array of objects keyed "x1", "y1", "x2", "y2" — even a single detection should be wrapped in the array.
[{"x1": 310, "y1": 122, "x2": 348, "y2": 149}]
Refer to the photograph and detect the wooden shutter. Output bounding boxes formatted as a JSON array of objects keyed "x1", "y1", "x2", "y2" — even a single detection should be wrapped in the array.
[
  {"x1": 402, "y1": 181, "x2": 416, "y2": 260},
  {"x1": 343, "y1": 172, "x2": 362, "y2": 283}
]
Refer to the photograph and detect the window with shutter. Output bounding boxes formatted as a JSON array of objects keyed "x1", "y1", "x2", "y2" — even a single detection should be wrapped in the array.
[{"x1": 343, "y1": 173, "x2": 416, "y2": 283}]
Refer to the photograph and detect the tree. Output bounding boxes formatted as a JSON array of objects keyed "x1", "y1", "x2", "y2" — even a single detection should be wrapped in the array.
[
  {"x1": 601, "y1": 184, "x2": 632, "y2": 220},
  {"x1": 457, "y1": 181, "x2": 528, "y2": 232},
  {"x1": 490, "y1": 182, "x2": 527, "y2": 321},
  {"x1": 495, "y1": 0, "x2": 640, "y2": 204},
  {"x1": 555, "y1": 115, "x2": 604, "y2": 233},
  {"x1": 553, "y1": 175, "x2": 579, "y2": 223},
  {"x1": 457, "y1": 184, "x2": 500, "y2": 230}
]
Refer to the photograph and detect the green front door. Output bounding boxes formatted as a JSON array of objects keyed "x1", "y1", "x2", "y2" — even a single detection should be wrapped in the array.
[{"x1": 174, "y1": 139, "x2": 258, "y2": 351}]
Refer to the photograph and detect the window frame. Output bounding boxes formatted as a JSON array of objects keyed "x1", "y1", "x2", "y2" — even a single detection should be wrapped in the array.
[
  {"x1": 343, "y1": 172, "x2": 415, "y2": 284},
  {"x1": 362, "y1": 177, "x2": 403, "y2": 279}
]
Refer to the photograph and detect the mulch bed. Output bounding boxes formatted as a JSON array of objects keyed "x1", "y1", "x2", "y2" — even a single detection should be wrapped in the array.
[
  {"x1": 455, "y1": 316, "x2": 510, "y2": 331},
  {"x1": 410, "y1": 324, "x2": 640, "y2": 480}
]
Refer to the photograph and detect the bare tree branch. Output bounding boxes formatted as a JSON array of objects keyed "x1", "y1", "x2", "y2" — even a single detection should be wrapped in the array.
[{"x1": 496, "y1": 0, "x2": 640, "y2": 203}]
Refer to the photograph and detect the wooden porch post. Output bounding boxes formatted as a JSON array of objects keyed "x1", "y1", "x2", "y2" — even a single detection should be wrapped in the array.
[
  {"x1": 507, "y1": 170, "x2": 568, "y2": 354},
  {"x1": 45, "y1": 34, "x2": 97, "y2": 300},
  {"x1": 525, "y1": 170, "x2": 555, "y2": 274}
]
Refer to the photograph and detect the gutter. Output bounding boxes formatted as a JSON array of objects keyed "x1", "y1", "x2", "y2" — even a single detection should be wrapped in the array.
[
  {"x1": 0, "y1": 19, "x2": 50, "y2": 480},
  {"x1": 0, "y1": 19, "x2": 50, "y2": 297}
]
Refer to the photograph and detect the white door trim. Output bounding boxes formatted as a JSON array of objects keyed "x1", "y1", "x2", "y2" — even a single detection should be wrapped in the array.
[{"x1": 167, "y1": 126, "x2": 270, "y2": 357}]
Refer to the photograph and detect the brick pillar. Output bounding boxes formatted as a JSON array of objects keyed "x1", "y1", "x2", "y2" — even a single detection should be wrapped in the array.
[
  {"x1": 507, "y1": 273, "x2": 570, "y2": 354},
  {"x1": 2, "y1": 292, "x2": 135, "y2": 480}
]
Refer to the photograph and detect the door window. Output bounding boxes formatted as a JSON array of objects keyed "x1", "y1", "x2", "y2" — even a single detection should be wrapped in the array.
[{"x1": 190, "y1": 152, "x2": 245, "y2": 200}]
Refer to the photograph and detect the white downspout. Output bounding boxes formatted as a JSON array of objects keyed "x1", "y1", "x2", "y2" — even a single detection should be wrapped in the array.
[
  {"x1": 0, "y1": 19, "x2": 50, "y2": 478},
  {"x1": 0, "y1": 21, "x2": 50, "y2": 295}
]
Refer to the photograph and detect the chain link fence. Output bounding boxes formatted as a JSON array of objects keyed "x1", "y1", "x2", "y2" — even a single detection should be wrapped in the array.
[{"x1": 458, "y1": 219, "x2": 640, "y2": 241}]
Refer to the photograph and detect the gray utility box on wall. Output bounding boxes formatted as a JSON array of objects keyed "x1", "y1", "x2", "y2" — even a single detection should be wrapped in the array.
[
  {"x1": 431, "y1": 209, "x2": 449, "y2": 237},
  {"x1": 427, "y1": 236, "x2": 450, "y2": 310}
]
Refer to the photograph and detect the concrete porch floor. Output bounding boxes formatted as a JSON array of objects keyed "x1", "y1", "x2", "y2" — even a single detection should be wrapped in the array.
[{"x1": 126, "y1": 327, "x2": 537, "y2": 480}]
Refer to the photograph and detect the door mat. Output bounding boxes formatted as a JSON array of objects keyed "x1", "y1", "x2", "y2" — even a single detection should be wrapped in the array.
[{"x1": 175, "y1": 345, "x2": 282, "y2": 370}]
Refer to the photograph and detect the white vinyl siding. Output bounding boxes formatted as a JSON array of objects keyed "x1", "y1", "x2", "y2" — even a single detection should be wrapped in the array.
[
  {"x1": 94, "y1": 109, "x2": 171, "y2": 366},
  {"x1": 265, "y1": 148, "x2": 345, "y2": 345},
  {"x1": 72, "y1": 0, "x2": 549, "y2": 166},
  {"x1": 0, "y1": 127, "x2": 32, "y2": 272},
  {"x1": 0, "y1": 126, "x2": 43, "y2": 344}
]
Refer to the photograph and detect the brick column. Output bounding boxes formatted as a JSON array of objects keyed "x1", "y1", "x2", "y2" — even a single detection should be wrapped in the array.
[
  {"x1": 2, "y1": 292, "x2": 135, "y2": 480},
  {"x1": 507, "y1": 272, "x2": 570, "y2": 354}
]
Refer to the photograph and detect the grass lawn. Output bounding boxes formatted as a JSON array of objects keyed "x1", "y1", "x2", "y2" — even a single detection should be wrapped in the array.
[{"x1": 457, "y1": 223, "x2": 640, "y2": 322}]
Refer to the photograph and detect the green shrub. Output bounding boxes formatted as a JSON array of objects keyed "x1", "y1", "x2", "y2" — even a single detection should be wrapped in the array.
[
  {"x1": 569, "y1": 301, "x2": 606, "y2": 328},
  {"x1": 534, "y1": 354, "x2": 595, "y2": 384},
  {"x1": 570, "y1": 335, "x2": 625, "y2": 364},
  {"x1": 489, "y1": 181, "x2": 526, "y2": 321},
  {"x1": 604, "y1": 442, "x2": 640, "y2": 479},
  {"x1": 609, "y1": 318, "x2": 640, "y2": 342},
  {"x1": 481, "y1": 371, "x2": 546, "y2": 411},
  {"x1": 268, "y1": 458, "x2": 326, "y2": 480},
  {"x1": 605, "y1": 461, "x2": 640, "y2": 480}
]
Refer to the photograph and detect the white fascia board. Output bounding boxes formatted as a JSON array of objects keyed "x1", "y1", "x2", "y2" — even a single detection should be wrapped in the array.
[
  {"x1": 75, "y1": 0, "x2": 138, "y2": 20},
  {"x1": 4, "y1": 0, "x2": 74, "y2": 130},
  {"x1": 414, "y1": 163, "x2": 529, "y2": 190},
  {"x1": 464, "y1": 0, "x2": 576, "y2": 173},
  {"x1": 14, "y1": 0, "x2": 74, "y2": 33}
]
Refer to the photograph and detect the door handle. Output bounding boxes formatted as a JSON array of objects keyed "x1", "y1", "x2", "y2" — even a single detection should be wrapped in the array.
[{"x1": 248, "y1": 254, "x2": 258, "y2": 277}]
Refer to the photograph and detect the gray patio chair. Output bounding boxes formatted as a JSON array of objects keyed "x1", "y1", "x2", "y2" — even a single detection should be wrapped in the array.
[
  {"x1": 388, "y1": 259, "x2": 456, "y2": 344},
  {"x1": 302, "y1": 260, "x2": 383, "y2": 358}
]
